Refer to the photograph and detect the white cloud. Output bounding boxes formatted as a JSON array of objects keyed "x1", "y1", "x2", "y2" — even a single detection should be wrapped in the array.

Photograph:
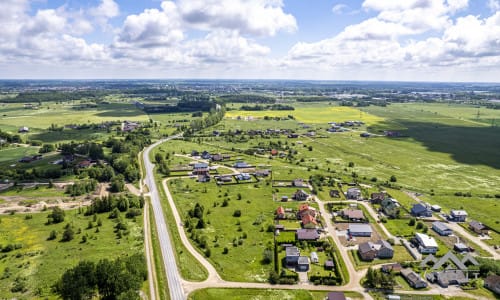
[
  {"x1": 90, "y1": 0, "x2": 119, "y2": 20},
  {"x1": 488, "y1": 0, "x2": 500, "y2": 11},
  {"x1": 332, "y1": 4, "x2": 348, "y2": 14},
  {"x1": 178, "y1": 0, "x2": 297, "y2": 36}
]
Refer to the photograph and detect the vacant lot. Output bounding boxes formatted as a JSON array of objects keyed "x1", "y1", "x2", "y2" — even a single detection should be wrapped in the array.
[{"x1": 188, "y1": 288, "x2": 363, "y2": 300}]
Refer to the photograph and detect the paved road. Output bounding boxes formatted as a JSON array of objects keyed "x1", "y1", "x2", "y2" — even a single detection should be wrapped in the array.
[{"x1": 143, "y1": 135, "x2": 185, "y2": 300}]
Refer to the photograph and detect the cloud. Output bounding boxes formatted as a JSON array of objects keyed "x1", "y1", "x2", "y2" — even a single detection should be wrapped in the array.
[
  {"x1": 177, "y1": 0, "x2": 297, "y2": 36},
  {"x1": 332, "y1": 4, "x2": 348, "y2": 14},
  {"x1": 90, "y1": 0, "x2": 119, "y2": 29},
  {"x1": 489, "y1": 0, "x2": 500, "y2": 11}
]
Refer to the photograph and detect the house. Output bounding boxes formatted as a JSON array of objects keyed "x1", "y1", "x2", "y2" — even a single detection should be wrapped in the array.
[
  {"x1": 297, "y1": 256, "x2": 309, "y2": 271},
  {"x1": 401, "y1": 268, "x2": 427, "y2": 289},
  {"x1": 358, "y1": 240, "x2": 394, "y2": 261},
  {"x1": 342, "y1": 209, "x2": 365, "y2": 222},
  {"x1": 296, "y1": 229, "x2": 319, "y2": 241},
  {"x1": 233, "y1": 161, "x2": 249, "y2": 168},
  {"x1": 449, "y1": 210, "x2": 468, "y2": 222},
  {"x1": 18, "y1": 126, "x2": 29, "y2": 133},
  {"x1": 381, "y1": 198, "x2": 400, "y2": 218},
  {"x1": 426, "y1": 270, "x2": 469, "y2": 288},
  {"x1": 276, "y1": 206, "x2": 286, "y2": 219},
  {"x1": 218, "y1": 175, "x2": 233, "y2": 183},
  {"x1": 281, "y1": 196, "x2": 289, "y2": 202},
  {"x1": 297, "y1": 204, "x2": 316, "y2": 219},
  {"x1": 292, "y1": 179, "x2": 306, "y2": 187},
  {"x1": 348, "y1": 224, "x2": 372, "y2": 237},
  {"x1": 411, "y1": 203, "x2": 432, "y2": 217},
  {"x1": 255, "y1": 169, "x2": 270, "y2": 177},
  {"x1": 288, "y1": 133, "x2": 299, "y2": 138},
  {"x1": 431, "y1": 205, "x2": 442, "y2": 212},
  {"x1": 235, "y1": 173, "x2": 251, "y2": 181},
  {"x1": 310, "y1": 252, "x2": 319, "y2": 263},
  {"x1": 270, "y1": 149, "x2": 278, "y2": 156},
  {"x1": 197, "y1": 174, "x2": 210, "y2": 182},
  {"x1": 484, "y1": 275, "x2": 500, "y2": 295},
  {"x1": 329, "y1": 190, "x2": 340, "y2": 198},
  {"x1": 19, "y1": 156, "x2": 34, "y2": 163},
  {"x1": 191, "y1": 150, "x2": 200, "y2": 157},
  {"x1": 211, "y1": 154, "x2": 223, "y2": 162},
  {"x1": 469, "y1": 221, "x2": 488, "y2": 235},
  {"x1": 415, "y1": 233, "x2": 438, "y2": 254},
  {"x1": 201, "y1": 151, "x2": 211, "y2": 159},
  {"x1": 77, "y1": 160, "x2": 92, "y2": 168},
  {"x1": 432, "y1": 221, "x2": 452, "y2": 236},
  {"x1": 122, "y1": 121, "x2": 139, "y2": 132},
  {"x1": 324, "y1": 260, "x2": 335, "y2": 270},
  {"x1": 454, "y1": 243, "x2": 469, "y2": 253},
  {"x1": 371, "y1": 192, "x2": 386, "y2": 204},
  {"x1": 285, "y1": 246, "x2": 300, "y2": 266},
  {"x1": 346, "y1": 187, "x2": 362, "y2": 200},
  {"x1": 327, "y1": 292, "x2": 346, "y2": 300},
  {"x1": 382, "y1": 263, "x2": 402, "y2": 273},
  {"x1": 301, "y1": 214, "x2": 318, "y2": 229},
  {"x1": 192, "y1": 163, "x2": 209, "y2": 175},
  {"x1": 293, "y1": 189, "x2": 309, "y2": 201}
]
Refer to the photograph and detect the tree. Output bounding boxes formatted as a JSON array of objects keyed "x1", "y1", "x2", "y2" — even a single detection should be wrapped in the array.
[
  {"x1": 390, "y1": 175, "x2": 397, "y2": 182},
  {"x1": 262, "y1": 248, "x2": 273, "y2": 264},
  {"x1": 54, "y1": 260, "x2": 97, "y2": 300},
  {"x1": 48, "y1": 230, "x2": 57, "y2": 240},
  {"x1": 110, "y1": 175, "x2": 125, "y2": 193},
  {"x1": 348, "y1": 162, "x2": 355, "y2": 168},
  {"x1": 408, "y1": 218, "x2": 416, "y2": 226},
  {"x1": 62, "y1": 226, "x2": 75, "y2": 242},
  {"x1": 233, "y1": 210, "x2": 242, "y2": 217},
  {"x1": 154, "y1": 153, "x2": 164, "y2": 164},
  {"x1": 48, "y1": 207, "x2": 65, "y2": 224},
  {"x1": 416, "y1": 221, "x2": 424, "y2": 230}
]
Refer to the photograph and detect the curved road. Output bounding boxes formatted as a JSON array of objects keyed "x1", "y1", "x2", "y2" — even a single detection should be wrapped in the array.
[{"x1": 143, "y1": 135, "x2": 185, "y2": 300}]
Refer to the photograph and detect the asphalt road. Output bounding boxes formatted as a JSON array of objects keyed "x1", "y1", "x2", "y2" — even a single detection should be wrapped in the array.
[{"x1": 143, "y1": 135, "x2": 185, "y2": 300}]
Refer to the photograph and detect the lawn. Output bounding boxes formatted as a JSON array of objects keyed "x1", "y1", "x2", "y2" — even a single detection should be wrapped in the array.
[
  {"x1": 0, "y1": 208, "x2": 144, "y2": 299},
  {"x1": 188, "y1": 288, "x2": 363, "y2": 300},
  {"x1": 0, "y1": 146, "x2": 39, "y2": 163},
  {"x1": 349, "y1": 245, "x2": 414, "y2": 269},
  {"x1": 0, "y1": 185, "x2": 66, "y2": 198},
  {"x1": 384, "y1": 218, "x2": 419, "y2": 237}
]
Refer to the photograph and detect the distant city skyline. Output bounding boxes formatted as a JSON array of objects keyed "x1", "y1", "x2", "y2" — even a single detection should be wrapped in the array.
[{"x1": 1, "y1": 0, "x2": 500, "y2": 82}]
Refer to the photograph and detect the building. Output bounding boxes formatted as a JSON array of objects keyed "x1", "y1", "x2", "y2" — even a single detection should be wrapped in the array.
[
  {"x1": 297, "y1": 204, "x2": 316, "y2": 219},
  {"x1": 327, "y1": 292, "x2": 346, "y2": 300},
  {"x1": 371, "y1": 192, "x2": 386, "y2": 204},
  {"x1": 285, "y1": 246, "x2": 300, "y2": 266},
  {"x1": 484, "y1": 275, "x2": 500, "y2": 295},
  {"x1": 329, "y1": 190, "x2": 340, "y2": 198},
  {"x1": 324, "y1": 260, "x2": 335, "y2": 270},
  {"x1": 454, "y1": 243, "x2": 469, "y2": 253},
  {"x1": 411, "y1": 203, "x2": 433, "y2": 217},
  {"x1": 382, "y1": 263, "x2": 402, "y2": 273},
  {"x1": 431, "y1": 205, "x2": 442, "y2": 212},
  {"x1": 449, "y1": 210, "x2": 468, "y2": 222},
  {"x1": 255, "y1": 169, "x2": 270, "y2": 177},
  {"x1": 346, "y1": 187, "x2": 362, "y2": 200},
  {"x1": 432, "y1": 221, "x2": 452, "y2": 236},
  {"x1": 201, "y1": 151, "x2": 211, "y2": 159},
  {"x1": 18, "y1": 126, "x2": 29, "y2": 133},
  {"x1": 469, "y1": 221, "x2": 488, "y2": 235},
  {"x1": 296, "y1": 229, "x2": 319, "y2": 241},
  {"x1": 122, "y1": 121, "x2": 139, "y2": 132},
  {"x1": 192, "y1": 163, "x2": 209, "y2": 175},
  {"x1": 348, "y1": 224, "x2": 372, "y2": 237},
  {"x1": 233, "y1": 161, "x2": 250, "y2": 168},
  {"x1": 301, "y1": 214, "x2": 318, "y2": 229},
  {"x1": 415, "y1": 233, "x2": 438, "y2": 254},
  {"x1": 426, "y1": 270, "x2": 469, "y2": 288},
  {"x1": 293, "y1": 189, "x2": 309, "y2": 201},
  {"x1": 292, "y1": 179, "x2": 306, "y2": 187},
  {"x1": 380, "y1": 198, "x2": 400, "y2": 218},
  {"x1": 276, "y1": 206, "x2": 285, "y2": 219},
  {"x1": 341, "y1": 209, "x2": 365, "y2": 222},
  {"x1": 358, "y1": 240, "x2": 394, "y2": 261},
  {"x1": 310, "y1": 252, "x2": 319, "y2": 263},
  {"x1": 401, "y1": 268, "x2": 427, "y2": 289},
  {"x1": 211, "y1": 154, "x2": 224, "y2": 162},
  {"x1": 297, "y1": 256, "x2": 309, "y2": 271},
  {"x1": 235, "y1": 173, "x2": 251, "y2": 181}
]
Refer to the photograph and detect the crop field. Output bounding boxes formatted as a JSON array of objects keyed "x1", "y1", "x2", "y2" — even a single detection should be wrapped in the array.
[
  {"x1": 0, "y1": 209, "x2": 144, "y2": 299},
  {"x1": 188, "y1": 288, "x2": 363, "y2": 300}
]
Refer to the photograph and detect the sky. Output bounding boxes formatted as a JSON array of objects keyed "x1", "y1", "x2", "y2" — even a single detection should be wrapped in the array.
[{"x1": 0, "y1": 0, "x2": 500, "y2": 82}]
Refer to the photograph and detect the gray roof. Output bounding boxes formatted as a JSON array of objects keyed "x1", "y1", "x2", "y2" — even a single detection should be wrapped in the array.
[
  {"x1": 296, "y1": 229, "x2": 319, "y2": 240},
  {"x1": 378, "y1": 239, "x2": 393, "y2": 251},
  {"x1": 469, "y1": 220, "x2": 485, "y2": 230},
  {"x1": 432, "y1": 251, "x2": 466, "y2": 270},
  {"x1": 285, "y1": 246, "x2": 300, "y2": 257},
  {"x1": 451, "y1": 210, "x2": 467, "y2": 216},
  {"x1": 358, "y1": 242, "x2": 375, "y2": 254},
  {"x1": 433, "y1": 221, "x2": 451, "y2": 232},
  {"x1": 349, "y1": 224, "x2": 372, "y2": 233},
  {"x1": 298, "y1": 256, "x2": 309, "y2": 265}
]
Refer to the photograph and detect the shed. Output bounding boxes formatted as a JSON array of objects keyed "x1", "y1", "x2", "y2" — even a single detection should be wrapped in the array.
[{"x1": 310, "y1": 252, "x2": 319, "y2": 263}]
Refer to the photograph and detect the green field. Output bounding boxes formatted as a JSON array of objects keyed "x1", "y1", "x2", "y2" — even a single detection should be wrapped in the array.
[
  {"x1": 0, "y1": 146, "x2": 39, "y2": 163},
  {"x1": 0, "y1": 209, "x2": 144, "y2": 299},
  {"x1": 188, "y1": 288, "x2": 363, "y2": 300}
]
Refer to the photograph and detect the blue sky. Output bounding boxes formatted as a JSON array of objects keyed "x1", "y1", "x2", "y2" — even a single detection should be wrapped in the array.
[{"x1": 1, "y1": 0, "x2": 500, "y2": 81}]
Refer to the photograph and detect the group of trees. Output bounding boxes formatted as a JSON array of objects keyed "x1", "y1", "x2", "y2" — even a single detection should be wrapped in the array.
[
  {"x1": 65, "y1": 180, "x2": 98, "y2": 196},
  {"x1": 186, "y1": 107, "x2": 226, "y2": 134},
  {"x1": 239, "y1": 104, "x2": 294, "y2": 111},
  {"x1": 84, "y1": 194, "x2": 144, "y2": 217},
  {"x1": 364, "y1": 267, "x2": 396, "y2": 290},
  {"x1": 54, "y1": 254, "x2": 147, "y2": 300},
  {"x1": 219, "y1": 94, "x2": 276, "y2": 104}
]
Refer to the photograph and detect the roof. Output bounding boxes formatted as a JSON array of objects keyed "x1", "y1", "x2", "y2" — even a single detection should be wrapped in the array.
[
  {"x1": 358, "y1": 242, "x2": 376, "y2": 254},
  {"x1": 343, "y1": 209, "x2": 364, "y2": 219},
  {"x1": 310, "y1": 252, "x2": 318, "y2": 260},
  {"x1": 433, "y1": 221, "x2": 451, "y2": 232},
  {"x1": 285, "y1": 246, "x2": 300, "y2": 257},
  {"x1": 349, "y1": 224, "x2": 373, "y2": 234},
  {"x1": 469, "y1": 220, "x2": 486, "y2": 230},
  {"x1": 454, "y1": 243, "x2": 468, "y2": 250},
  {"x1": 194, "y1": 163, "x2": 208, "y2": 169},
  {"x1": 327, "y1": 292, "x2": 346, "y2": 300},
  {"x1": 378, "y1": 239, "x2": 393, "y2": 251},
  {"x1": 382, "y1": 263, "x2": 402, "y2": 272},
  {"x1": 451, "y1": 210, "x2": 468, "y2": 216},
  {"x1": 412, "y1": 203, "x2": 428, "y2": 213},
  {"x1": 298, "y1": 203, "x2": 310, "y2": 212},
  {"x1": 401, "y1": 268, "x2": 426, "y2": 286},
  {"x1": 415, "y1": 233, "x2": 438, "y2": 248},
  {"x1": 298, "y1": 256, "x2": 309, "y2": 264},
  {"x1": 347, "y1": 187, "x2": 361, "y2": 193},
  {"x1": 324, "y1": 260, "x2": 335, "y2": 267},
  {"x1": 301, "y1": 214, "x2": 317, "y2": 225},
  {"x1": 484, "y1": 274, "x2": 500, "y2": 288},
  {"x1": 276, "y1": 206, "x2": 285, "y2": 215},
  {"x1": 432, "y1": 251, "x2": 467, "y2": 270},
  {"x1": 435, "y1": 270, "x2": 468, "y2": 285},
  {"x1": 296, "y1": 229, "x2": 319, "y2": 240}
]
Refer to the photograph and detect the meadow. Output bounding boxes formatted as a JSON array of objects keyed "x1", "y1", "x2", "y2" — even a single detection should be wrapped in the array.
[
  {"x1": 188, "y1": 288, "x2": 363, "y2": 300},
  {"x1": 0, "y1": 209, "x2": 144, "y2": 299}
]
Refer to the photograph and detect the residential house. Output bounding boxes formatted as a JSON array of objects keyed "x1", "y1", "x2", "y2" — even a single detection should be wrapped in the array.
[
  {"x1": 192, "y1": 163, "x2": 209, "y2": 175},
  {"x1": 426, "y1": 270, "x2": 469, "y2": 288},
  {"x1": 281, "y1": 196, "x2": 289, "y2": 202},
  {"x1": 255, "y1": 169, "x2": 270, "y2": 177},
  {"x1": 346, "y1": 187, "x2": 362, "y2": 200},
  {"x1": 431, "y1": 205, "x2": 442, "y2": 212},
  {"x1": 310, "y1": 252, "x2": 319, "y2": 263},
  {"x1": 270, "y1": 149, "x2": 278, "y2": 156},
  {"x1": 449, "y1": 210, "x2": 468, "y2": 222},
  {"x1": 18, "y1": 126, "x2": 29, "y2": 133},
  {"x1": 233, "y1": 161, "x2": 249, "y2": 168},
  {"x1": 358, "y1": 240, "x2": 394, "y2": 261},
  {"x1": 217, "y1": 175, "x2": 233, "y2": 183},
  {"x1": 288, "y1": 133, "x2": 299, "y2": 138},
  {"x1": 348, "y1": 224, "x2": 372, "y2": 237},
  {"x1": 235, "y1": 173, "x2": 251, "y2": 181},
  {"x1": 122, "y1": 121, "x2": 139, "y2": 132},
  {"x1": 297, "y1": 256, "x2": 309, "y2": 271},
  {"x1": 191, "y1": 150, "x2": 200, "y2": 157},
  {"x1": 276, "y1": 206, "x2": 286, "y2": 219},
  {"x1": 293, "y1": 189, "x2": 309, "y2": 201},
  {"x1": 201, "y1": 151, "x2": 211, "y2": 159},
  {"x1": 411, "y1": 203, "x2": 432, "y2": 217},
  {"x1": 371, "y1": 192, "x2": 386, "y2": 204},
  {"x1": 292, "y1": 179, "x2": 306, "y2": 187},
  {"x1": 296, "y1": 229, "x2": 319, "y2": 241},
  {"x1": 432, "y1": 221, "x2": 452, "y2": 236},
  {"x1": 77, "y1": 160, "x2": 92, "y2": 168},
  {"x1": 301, "y1": 214, "x2": 318, "y2": 229},
  {"x1": 324, "y1": 260, "x2": 335, "y2": 270},
  {"x1": 211, "y1": 154, "x2": 224, "y2": 162},
  {"x1": 342, "y1": 209, "x2": 365, "y2": 222},
  {"x1": 484, "y1": 275, "x2": 500, "y2": 295},
  {"x1": 297, "y1": 204, "x2": 316, "y2": 219},
  {"x1": 454, "y1": 243, "x2": 469, "y2": 253},
  {"x1": 285, "y1": 246, "x2": 300, "y2": 267},
  {"x1": 469, "y1": 221, "x2": 488, "y2": 235},
  {"x1": 327, "y1": 292, "x2": 346, "y2": 300},
  {"x1": 197, "y1": 175, "x2": 210, "y2": 182},
  {"x1": 401, "y1": 268, "x2": 427, "y2": 289},
  {"x1": 329, "y1": 190, "x2": 340, "y2": 198},
  {"x1": 381, "y1": 198, "x2": 400, "y2": 218},
  {"x1": 415, "y1": 233, "x2": 438, "y2": 254},
  {"x1": 382, "y1": 263, "x2": 402, "y2": 273}
]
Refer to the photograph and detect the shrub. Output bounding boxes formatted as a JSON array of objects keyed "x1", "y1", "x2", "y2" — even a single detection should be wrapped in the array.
[{"x1": 233, "y1": 210, "x2": 242, "y2": 217}]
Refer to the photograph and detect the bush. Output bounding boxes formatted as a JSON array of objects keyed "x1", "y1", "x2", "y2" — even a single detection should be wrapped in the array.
[
  {"x1": 416, "y1": 222, "x2": 424, "y2": 230},
  {"x1": 233, "y1": 210, "x2": 242, "y2": 217}
]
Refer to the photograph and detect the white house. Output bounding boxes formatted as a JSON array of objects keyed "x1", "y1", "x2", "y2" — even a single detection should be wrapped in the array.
[{"x1": 415, "y1": 233, "x2": 438, "y2": 254}]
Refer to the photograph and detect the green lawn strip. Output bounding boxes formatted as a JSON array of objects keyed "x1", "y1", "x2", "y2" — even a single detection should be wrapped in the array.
[
  {"x1": 0, "y1": 185, "x2": 66, "y2": 198},
  {"x1": 149, "y1": 201, "x2": 170, "y2": 300},
  {"x1": 188, "y1": 288, "x2": 363, "y2": 300},
  {"x1": 155, "y1": 178, "x2": 209, "y2": 282},
  {"x1": 0, "y1": 208, "x2": 144, "y2": 299},
  {"x1": 384, "y1": 218, "x2": 418, "y2": 237}
]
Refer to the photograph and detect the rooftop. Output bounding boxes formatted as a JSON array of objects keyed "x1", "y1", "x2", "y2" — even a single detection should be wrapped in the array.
[{"x1": 349, "y1": 224, "x2": 372, "y2": 233}]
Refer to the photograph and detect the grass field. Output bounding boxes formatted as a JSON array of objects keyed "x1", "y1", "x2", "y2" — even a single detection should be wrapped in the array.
[
  {"x1": 0, "y1": 185, "x2": 66, "y2": 198},
  {"x1": 349, "y1": 245, "x2": 414, "y2": 269},
  {"x1": 0, "y1": 146, "x2": 39, "y2": 163},
  {"x1": 188, "y1": 288, "x2": 363, "y2": 300},
  {"x1": 0, "y1": 209, "x2": 144, "y2": 299}
]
